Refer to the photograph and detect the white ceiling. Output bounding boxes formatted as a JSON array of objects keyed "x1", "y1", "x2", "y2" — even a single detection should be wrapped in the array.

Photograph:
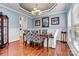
[
  {"x1": 19, "y1": 3, "x2": 56, "y2": 12},
  {"x1": 0, "y1": 3, "x2": 70, "y2": 16}
]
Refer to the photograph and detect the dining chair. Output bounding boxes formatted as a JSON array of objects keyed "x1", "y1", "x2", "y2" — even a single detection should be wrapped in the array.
[
  {"x1": 32, "y1": 30, "x2": 44, "y2": 48},
  {"x1": 24, "y1": 30, "x2": 32, "y2": 46}
]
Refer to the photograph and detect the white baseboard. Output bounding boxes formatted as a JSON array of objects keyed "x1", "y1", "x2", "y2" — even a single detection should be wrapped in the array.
[
  {"x1": 9, "y1": 38, "x2": 19, "y2": 43},
  {"x1": 67, "y1": 40, "x2": 79, "y2": 56}
]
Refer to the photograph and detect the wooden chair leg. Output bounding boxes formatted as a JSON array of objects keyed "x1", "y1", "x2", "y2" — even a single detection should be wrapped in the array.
[
  {"x1": 38, "y1": 43, "x2": 40, "y2": 49},
  {"x1": 31, "y1": 42, "x2": 33, "y2": 47},
  {"x1": 30, "y1": 41, "x2": 32, "y2": 47},
  {"x1": 24, "y1": 40, "x2": 27, "y2": 46},
  {"x1": 33, "y1": 42, "x2": 35, "y2": 47},
  {"x1": 24, "y1": 42, "x2": 25, "y2": 46},
  {"x1": 42, "y1": 41, "x2": 44, "y2": 47},
  {"x1": 32, "y1": 42, "x2": 34, "y2": 47}
]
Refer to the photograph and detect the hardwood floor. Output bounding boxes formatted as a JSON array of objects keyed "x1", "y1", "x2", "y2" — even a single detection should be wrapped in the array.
[{"x1": 0, "y1": 40, "x2": 73, "y2": 56}]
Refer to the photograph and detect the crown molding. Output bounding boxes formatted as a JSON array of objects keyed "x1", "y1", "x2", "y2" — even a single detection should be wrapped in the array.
[
  {"x1": 0, "y1": 3, "x2": 67, "y2": 18},
  {"x1": 41, "y1": 4, "x2": 57, "y2": 14},
  {"x1": 18, "y1": 3, "x2": 58, "y2": 16},
  {"x1": 0, "y1": 4, "x2": 31, "y2": 17},
  {"x1": 17, "y1": 3, "x2": 33, "y2": 17},
  {"x1": 32, "y1": 10, "x2": 67, "y2": 18}
]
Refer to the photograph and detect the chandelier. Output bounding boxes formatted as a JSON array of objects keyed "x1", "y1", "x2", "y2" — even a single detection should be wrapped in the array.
[{"x1": 31, "y1": 4, "x2": 41, "y2": 16}]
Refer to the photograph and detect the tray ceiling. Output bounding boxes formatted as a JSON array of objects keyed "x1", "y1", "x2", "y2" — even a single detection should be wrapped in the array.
[
  {"x1": 0, "y1": 3, "x2": 70, "y2": 16},
  {"x1": 19, "y1": 3, "x2": 57, "y2": 12}
]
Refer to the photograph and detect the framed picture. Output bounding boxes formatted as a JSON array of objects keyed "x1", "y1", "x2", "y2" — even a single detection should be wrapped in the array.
[
  {"x1": 51, "y1": 17, "x2": 59, "y2": 25},
  {"x1": 35, "y1": 20, "x2": 40, "y2": 26},
  {"x1": 42, "y1": 17, "x2": 49, "y2": 27}
]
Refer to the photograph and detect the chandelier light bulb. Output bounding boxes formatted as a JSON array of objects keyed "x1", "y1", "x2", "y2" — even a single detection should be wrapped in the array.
[
  {"x1": 31, "y1": 4, "x2": 42, "y2": 16},
  {"x1": 34, "y1": 8, "x2": 37, "y2": 11}
]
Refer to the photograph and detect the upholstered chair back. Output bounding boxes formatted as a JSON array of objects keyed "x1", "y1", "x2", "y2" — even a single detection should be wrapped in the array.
[
  {"x1": 31, "y1": 30, "x2": 44, "y2": 43},
  {"x1": 31, "y1": 30, "x2": 39, "y2": 39},
  {"x1": 24, "y1": 30, "x2": 31, "y2": 41}
]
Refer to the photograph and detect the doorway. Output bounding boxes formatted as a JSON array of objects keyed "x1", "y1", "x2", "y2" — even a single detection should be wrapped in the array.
[{"x1": 19, "y1": 16, "x2": 27, "y2": 46}]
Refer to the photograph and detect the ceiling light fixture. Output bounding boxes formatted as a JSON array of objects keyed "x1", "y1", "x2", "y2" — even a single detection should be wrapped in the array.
[{"x1": 31, "y1": 4, "x2": 41, "y2": 16}]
